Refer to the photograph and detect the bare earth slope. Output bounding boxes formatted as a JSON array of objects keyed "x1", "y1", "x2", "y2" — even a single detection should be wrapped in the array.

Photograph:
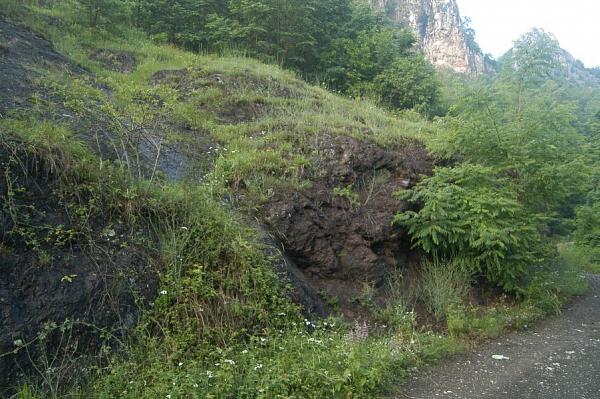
[{"x1": 398, "y1": 275, "x2": 600, "y2": 399}]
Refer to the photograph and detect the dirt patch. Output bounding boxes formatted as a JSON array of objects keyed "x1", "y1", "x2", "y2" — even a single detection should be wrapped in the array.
[
  {"x1": 0, "y1": 17, "x2": 83, "y2": 115},
  {"x1": 150, "y1": 68, "x2": 226, "y2": 98},
  {"x1": 151, "y1": 69, "x2": 277, "y2": 124},
  {"x1": 226, "y1": 73, "x2": 307, "y2": 99},
  {"x1": 264, "y1": 136, "x2": 432, "y2": 316},
  {"x1": 150, "y1": 68, "x2": 305, "y2": 99},
  {"x1": 216, "y1": 98, "x2": 271, "y2": 124},
  {"x1": 89, "y1": 49, "x2": 136, "y2": 73},
  {"x1": 150, "y1": 68, "x2": 197, "y2": 90}
]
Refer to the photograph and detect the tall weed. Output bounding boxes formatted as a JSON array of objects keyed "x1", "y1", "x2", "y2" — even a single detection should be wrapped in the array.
[{"x1": 421, "y1": 258, "x2": 472, "y2": 320}]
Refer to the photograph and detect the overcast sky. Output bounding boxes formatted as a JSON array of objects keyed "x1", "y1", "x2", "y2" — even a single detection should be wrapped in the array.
[{"x1": 456, "y1": 0, "x2": 600, "y2": 67}]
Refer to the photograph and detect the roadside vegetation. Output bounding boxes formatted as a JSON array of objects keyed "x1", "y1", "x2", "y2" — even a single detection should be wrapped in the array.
[{"x1": 1, "y1": 1, "x2": 599, "y2": 398}]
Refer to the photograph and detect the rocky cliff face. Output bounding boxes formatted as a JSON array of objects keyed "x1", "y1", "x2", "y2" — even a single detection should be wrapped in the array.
[{"x1": 371, "y1": 0, "x2": 494, "y2": 75}]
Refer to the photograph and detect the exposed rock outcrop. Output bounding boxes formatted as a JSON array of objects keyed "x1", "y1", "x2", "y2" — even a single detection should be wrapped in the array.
[
  {"x1": 264, "y1": 136, "x2": 432, "y2": 316},
  {"x1": 371, "y1": 0, "x2": 495, "y2": 75}
]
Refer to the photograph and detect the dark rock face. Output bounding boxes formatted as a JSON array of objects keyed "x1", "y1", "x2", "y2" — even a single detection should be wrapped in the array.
[
  {"x1": 0, "y1": 18, "x2": 83, "y2": 115},
  {"x1": 0, "y1": 139, "x2": 160, "y2": 393},
  {"x1": 265, "y1": 136, "x2": 431, "y2": 314}
]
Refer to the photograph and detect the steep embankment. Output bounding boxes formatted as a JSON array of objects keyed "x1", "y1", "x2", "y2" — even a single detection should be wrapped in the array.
[
  {"x1": 0, "y1": 17, "x2": 161, "y2": 388},
  {"x1": 0, "y1": 10, "x2": 436, "y2": 392}
]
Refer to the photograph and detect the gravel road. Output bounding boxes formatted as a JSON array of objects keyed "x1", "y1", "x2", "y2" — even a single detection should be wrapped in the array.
[{"x1": 398, "y1": 275, "x2": 600, "y2": 399}]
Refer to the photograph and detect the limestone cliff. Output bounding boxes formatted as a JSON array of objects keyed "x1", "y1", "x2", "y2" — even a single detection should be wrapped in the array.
[{"x1": 371, "y1": 0, "x2": 494, "y2": 75}]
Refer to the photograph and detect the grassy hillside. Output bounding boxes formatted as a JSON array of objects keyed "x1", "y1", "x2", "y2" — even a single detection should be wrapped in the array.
[
  {"x1": 0, "y1": 2, "x2": 594, "y2": 398},
  {"x1": 0, "y1": 3, "x2": 447, "y2": 398}
]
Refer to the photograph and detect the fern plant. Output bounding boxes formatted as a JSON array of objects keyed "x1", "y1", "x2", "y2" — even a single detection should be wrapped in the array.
[{"x1": 395, "y1": 163, "x2": 545, "y2": 291}]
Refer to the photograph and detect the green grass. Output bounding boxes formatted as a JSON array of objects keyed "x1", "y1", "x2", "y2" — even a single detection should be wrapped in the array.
[
  {"x1": 420, "y1": 258, "x2": 472, "y2": 320},
  {"x1": 558, "y1": 242, "x2": 600, "y2": 274}
]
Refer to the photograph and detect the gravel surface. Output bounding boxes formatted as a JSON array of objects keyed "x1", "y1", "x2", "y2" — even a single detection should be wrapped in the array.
[{"x1": 398, "y1": 275, "x2": 600, "y2": 399}]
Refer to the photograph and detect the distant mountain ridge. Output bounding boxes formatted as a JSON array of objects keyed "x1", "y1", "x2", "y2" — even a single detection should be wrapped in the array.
[
  {"x1": 500, "y1": 28, "x2": 600, "y2": 87},
  {"x1": 370, "y1": 0, "x2": 494, "y2": 76}
]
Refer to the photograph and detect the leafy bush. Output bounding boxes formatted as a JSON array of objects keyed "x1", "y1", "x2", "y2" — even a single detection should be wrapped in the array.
[
  {"x1": 373, "y1": 54, "x2": 440, "y2": 112},
  {"x1": 323, "y1": 28, "x2": 416, "y2": 95},
  {"x1": 333, "y1": 185, "x2": 360, "y2": 208},
  {"x1": 522, "y1": 246, "x2": 588, "y2": 314},
  {"x1": 395, "y1": 164, "x2": 544, "y2": 291},
  {"x1": 446, "y1": 304, "x2": 545, "y2": 338}
]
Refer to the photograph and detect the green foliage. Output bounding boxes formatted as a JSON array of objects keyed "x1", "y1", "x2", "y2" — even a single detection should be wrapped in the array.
[
  {"x1": 374, "y1": 54, "x2": 440, "y2": 112},
  {"x1": 396, "y1": 164, "x2": 544, "y2": 290},
  {"x1": 75, "y1": 0, "x2": 133, "y2": 28},
  {"x1": 522, "y1": 248, "x2": 588, "y2": 314},
  {"x1": 127, "y1": 0, "x2": 440, "y2": 112},
  {"x1": 446, "y1": 246, "x2": 588, "y2": 338},
  {"x1": 574, "y1": 203, "x2": 600, "y2": 265},
  {"x1": 420, "y1": 258, "x2": 472, "y2": 320},
  {"x1": 460, "y1": 17, "x2": 480, "y2": 53},
  {"x1": 90, "y1": 323, "x2": 422, "y2": 399},
  {"x1": 558, "y1": 242, "x2": 600, "y2": 274},
  {"x1": 333, "y1": 185, "x2": 360, "y2": 208},
  {"x1": 446, "y1": 304, "x2": 544, "y2": 338},
  {"x1": 411, "y1": 30, "x2": 599, "y2": 293},
  {"x1": 437, "y1": 81, "x2": 589, "y2": 216},
  {"x1": 323, "y1": 27, "x2": 415, "y2": 95},
  {"x1": 4, "y1": 1, "x2": 599, "y2": 397},
  {"x1": 133, "y1": 0, "x2": 343, "y2": 72}
]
